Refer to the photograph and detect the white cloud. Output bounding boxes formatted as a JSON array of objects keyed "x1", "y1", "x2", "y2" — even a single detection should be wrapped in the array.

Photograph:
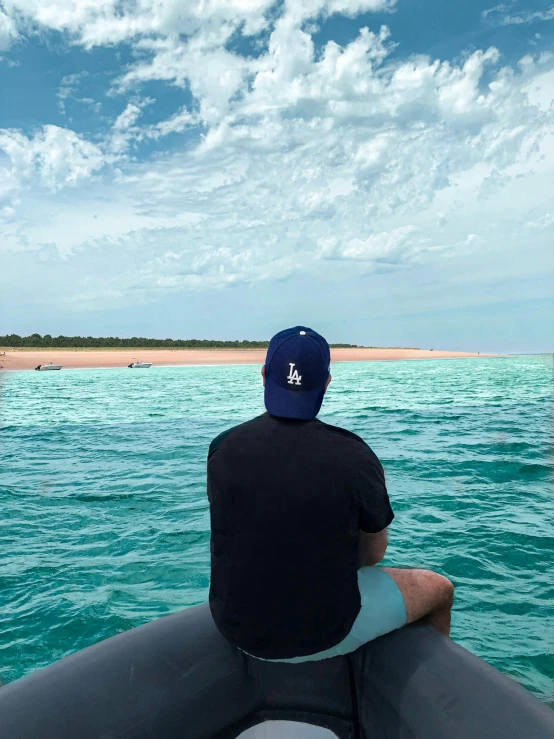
[
  {"x1": 525, "y1": 213, "x2": 554, "y2": 230},
  {"x1": 0, "y1": 164, "x2": 20, "y2": 222},
  {"x1": 0, "y1": 125, "x2": 106, "y2": 191},
  {"x1": 110, "y1": 100, "x2": 150, "y2": 154},
  {"x1": 3, "y1": 0, "x2": 395, "y2": 51},
  {"x1": 113, "y1": 102, "x2": 144, "y2": 131},
  {"x1": 482, "y1": 4, "x2": 511, "y2": 20},
  {"x1": 147, "y1": 106, "x2": 196, "y2": 138},
  {"x1": 108, "y1": 99, "x2": 197, "y2": 153},
  {"x1": 523, "y1": 67, "x2": 554, "y2": 111},
  {"x1": 0, "y1": 7, "x2": 18, "y2": 50},
  {"x1": 118, "y1": 37, "x2": 248, "y2": 125},
  {"x1": 483, "y1": 3, "x2": 554, "y2": 26},
  {"x1": 317, "y1": 226, "x2": 421, "y2": 261},
  {"x1": 283, "y1": 0, "x2": 395, "y2": 25},
  {"x1": 1, "y1": 1, "x2": 554, "y2": 310},
  {"x1": 2, "y1": 0, "x2": 278, "y2": 48},
  {"x1": 56, "y1": 71, "x2": 103, "y2": 115}
]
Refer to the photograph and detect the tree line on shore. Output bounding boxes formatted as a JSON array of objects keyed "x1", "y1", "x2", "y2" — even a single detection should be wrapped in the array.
[{"x1": 0, "y1": 334, "x2": 360, "y2": 349}]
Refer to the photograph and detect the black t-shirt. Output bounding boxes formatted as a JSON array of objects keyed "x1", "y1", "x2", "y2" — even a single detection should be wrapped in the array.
[{"x1": 207, "y1": 412, "x2": 394, "y2": 660}]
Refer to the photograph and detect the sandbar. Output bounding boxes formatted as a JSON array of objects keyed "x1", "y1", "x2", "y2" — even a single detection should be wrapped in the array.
[{"x1": 0, "y1": 348, "x2": 498, "y2": 372}]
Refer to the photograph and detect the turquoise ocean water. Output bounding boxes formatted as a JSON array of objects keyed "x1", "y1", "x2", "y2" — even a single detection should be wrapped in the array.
[{"x1": 1, "y1": 356, "x2": 553, "y2": 701}]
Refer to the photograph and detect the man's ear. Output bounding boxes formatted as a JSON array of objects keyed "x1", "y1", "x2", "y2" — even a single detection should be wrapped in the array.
[
  {"x1": 261, "y1": 364, "x2": 266, "y2": 387},
  {"x1": 325, "y1": 373, "x2": 332, "y2": 390}
]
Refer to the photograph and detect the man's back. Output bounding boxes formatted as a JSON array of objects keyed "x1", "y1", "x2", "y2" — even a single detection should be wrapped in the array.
[{"x1": 208, "y1": 413, "x2": 393, "y2": 660}]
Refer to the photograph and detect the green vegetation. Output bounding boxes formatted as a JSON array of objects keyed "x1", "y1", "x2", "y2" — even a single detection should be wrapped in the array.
[{"x1": 0, "y1": 333, "x2": 360, "y2": 349}]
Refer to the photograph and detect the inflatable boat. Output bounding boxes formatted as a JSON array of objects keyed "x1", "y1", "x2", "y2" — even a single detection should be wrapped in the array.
[{"x1": 0, "y1": 603, "x2": 552, "y2": 738}]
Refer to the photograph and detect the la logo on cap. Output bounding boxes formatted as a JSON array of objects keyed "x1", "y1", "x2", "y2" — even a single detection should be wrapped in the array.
[{"x1": 287, "y1": 363, "x2": 302, "y2": 385}]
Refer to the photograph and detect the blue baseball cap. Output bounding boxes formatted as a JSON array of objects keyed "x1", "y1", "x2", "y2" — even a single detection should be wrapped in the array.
[{"x1": 264, "y1": 326, "x2": 331, "y2": 420}]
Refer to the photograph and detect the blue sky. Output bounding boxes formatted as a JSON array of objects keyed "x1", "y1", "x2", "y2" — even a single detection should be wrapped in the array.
[{"x1": 1, "y1": 0, "x2": 553, "y2": 352}]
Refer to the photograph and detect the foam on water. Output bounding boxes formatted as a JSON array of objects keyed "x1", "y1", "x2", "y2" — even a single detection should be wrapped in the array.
[{"x1": 0, "y1": 355, "x2": 553, "y2": 701}]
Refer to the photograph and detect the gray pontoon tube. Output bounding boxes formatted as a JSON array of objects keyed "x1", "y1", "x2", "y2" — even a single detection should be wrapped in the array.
[{"x1": 0, "y1": 603, "x2": 553, "y2": 738}]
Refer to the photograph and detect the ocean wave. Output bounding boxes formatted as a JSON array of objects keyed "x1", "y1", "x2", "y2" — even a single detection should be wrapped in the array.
[{"x1": 0, "y1": 356, "x2": 552, "y2": 701}]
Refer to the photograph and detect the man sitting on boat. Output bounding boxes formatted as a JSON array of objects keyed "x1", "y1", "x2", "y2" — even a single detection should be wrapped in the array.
[{"x1": 207, "y1": 326, "x2": 454, "y2": 662}]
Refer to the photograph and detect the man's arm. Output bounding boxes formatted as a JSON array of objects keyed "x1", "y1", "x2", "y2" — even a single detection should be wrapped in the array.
[{"x1": 359, "y1": 528, "x2": 388, "y2": 567}]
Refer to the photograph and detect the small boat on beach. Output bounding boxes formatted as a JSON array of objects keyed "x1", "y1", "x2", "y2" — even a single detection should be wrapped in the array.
[
  {"x1": 35, "y1": 363, "x2": 62, "y2": 371},
  {"x1": 128, "y1": 360, "x2": 152, "y2": 368}
]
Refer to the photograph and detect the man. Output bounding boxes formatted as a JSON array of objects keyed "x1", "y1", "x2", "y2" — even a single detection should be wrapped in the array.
[{"x1": 207, "y1": 326, "x2": 454, "y2": 662}]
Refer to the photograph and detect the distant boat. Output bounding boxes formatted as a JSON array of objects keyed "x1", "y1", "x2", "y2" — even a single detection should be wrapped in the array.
[
  {"x1": 128, "y1": 361, "x2": 152, "y2": 368},
  {"x1": 35, "y1": 363, "x2": 62, "y2": 371}
]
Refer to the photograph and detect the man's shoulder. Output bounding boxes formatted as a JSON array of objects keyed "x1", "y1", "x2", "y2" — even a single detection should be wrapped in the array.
[
  {"x1": 316, "y1": 420, "x2": 379, "y2": 459},
  {"x1": 209, "y1": 415, "x2": 380, "y2": 463},
  {"x1": 208, "y1": 414, "x2": 267, "y2": 456},
  {"x1": 317, "y1": 419, "x2": 366, "y2": 445}
]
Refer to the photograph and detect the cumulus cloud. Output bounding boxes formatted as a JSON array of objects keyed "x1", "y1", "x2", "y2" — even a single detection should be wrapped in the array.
[
  {"x1": 318, "y1": 226, "x2": 421, "y2": 262},
  {"x1": 0, "y1": 166, "x2": 20, "y2": 221},
  {"x1": 118, "y1": 37, "x2": 248, "y2": 125},
  {"x1": 0, "y1": 7, "x2": 17, "y2": 51},
  {"x1": 113, "y1": 102, "x2": 145, "y2": 131},
  {"x1": 283, "y1": 0, "x2": 396, "y2": 25},
  {"x1": 1, "y1": 0, "x2": 554, "y2": 307},
  {"x1": 0, "y1": 125, "x2": 106, "y2": 191},
  {"x1": 2, "y1": 0, "x2": 278, "y2": 48},
  {"x1": 3, "y1": 0, "x2": 396, "y2": 49},
  {"x1": 109, "y1": 99, "x2": 151, "y2": 154}
]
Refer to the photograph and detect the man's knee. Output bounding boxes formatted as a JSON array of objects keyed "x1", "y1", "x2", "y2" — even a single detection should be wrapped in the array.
[
  {"x1": 434, "y1": 572, "x2": 454, "y2": 606},
  {"x1": 416, "y1": 569, "x2": 454, "y2": 604},
  {"x1": 382, "y1": 567, "x2": 454, "y2": 624}
]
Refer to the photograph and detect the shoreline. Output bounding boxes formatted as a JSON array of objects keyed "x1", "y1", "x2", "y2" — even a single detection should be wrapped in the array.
[{"x1": 0, "y1": 348, "x2": 500, "y2": 372}]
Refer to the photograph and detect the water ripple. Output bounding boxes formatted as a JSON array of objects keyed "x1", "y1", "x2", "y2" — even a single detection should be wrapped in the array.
[{"x1": 0, "y1": 355, "x2": 553, "y2": 702}]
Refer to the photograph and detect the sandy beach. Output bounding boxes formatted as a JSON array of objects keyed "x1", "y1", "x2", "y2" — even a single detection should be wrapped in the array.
[{"x1": 0, "y1": 348, "x2": 497, "y2": 371}]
